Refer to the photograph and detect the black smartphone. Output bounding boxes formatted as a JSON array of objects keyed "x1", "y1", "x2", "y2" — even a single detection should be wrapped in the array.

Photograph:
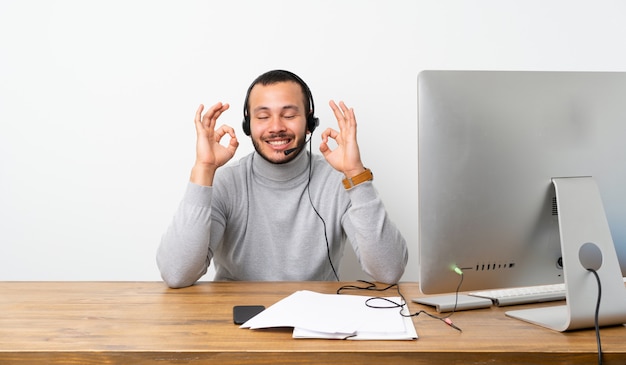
[{"x1": 233, "y1": 305, "x2": 265, "y2": 325}]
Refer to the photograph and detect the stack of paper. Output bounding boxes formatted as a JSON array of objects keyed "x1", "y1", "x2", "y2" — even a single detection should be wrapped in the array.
[{"x1": 240, "y1": 290, "x2": 418, "y2": 340}]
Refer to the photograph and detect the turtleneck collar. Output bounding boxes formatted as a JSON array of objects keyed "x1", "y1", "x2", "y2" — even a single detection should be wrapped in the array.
[{"x1": 251, "y1": 149, "x2": 311, "y2": 183}]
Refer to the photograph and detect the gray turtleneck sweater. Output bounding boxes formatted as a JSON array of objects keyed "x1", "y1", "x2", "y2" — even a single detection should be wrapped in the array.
[{"x1": 157, "y1": 150, "x2": 408, "y2": 288}]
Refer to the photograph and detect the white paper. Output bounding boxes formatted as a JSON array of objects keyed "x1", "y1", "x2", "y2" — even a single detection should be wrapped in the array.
[{"x1": 240, "y1": 290, "x2": 417, "y2": 340}]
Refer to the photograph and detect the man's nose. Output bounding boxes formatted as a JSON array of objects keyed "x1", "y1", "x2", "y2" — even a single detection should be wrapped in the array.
[{"x1": 268, "y1": 116, "x2": 287, "y2": 132}]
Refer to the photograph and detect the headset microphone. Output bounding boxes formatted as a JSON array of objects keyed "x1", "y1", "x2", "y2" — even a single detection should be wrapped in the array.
[
  {"x1": 284, "y1": 135, "x2": 311, "y2": 156},
  {"x1": 284, "y1": 146, "x2": 300, "y2": 156}
]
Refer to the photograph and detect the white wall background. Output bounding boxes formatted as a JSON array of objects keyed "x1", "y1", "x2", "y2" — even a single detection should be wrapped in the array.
[{"x1": 1, "y1": 0, "x2": 626, "y2": 282}]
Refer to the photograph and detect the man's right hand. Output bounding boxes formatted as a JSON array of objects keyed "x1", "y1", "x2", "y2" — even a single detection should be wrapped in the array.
[{"x1": 190, "y1": 102, "x2": 239, "y2": 186}]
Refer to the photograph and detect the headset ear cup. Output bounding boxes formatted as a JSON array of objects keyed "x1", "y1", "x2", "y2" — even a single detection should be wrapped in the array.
[
  {"x1": 308, "y1": 116, "x2": 319, "y2": 133},
  {"x1": 242, "y1": 117, "x2": 251, "y2": 136}
]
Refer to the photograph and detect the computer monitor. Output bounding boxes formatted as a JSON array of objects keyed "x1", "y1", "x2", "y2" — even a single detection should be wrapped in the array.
[{"x1": 417, "y1": 70, "x2": 626, "y2": 331}]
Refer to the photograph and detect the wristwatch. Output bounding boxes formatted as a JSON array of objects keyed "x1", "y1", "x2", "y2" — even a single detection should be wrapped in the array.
[{"x1": 342, "y1": 168, "x2": 373, "y2": 189}]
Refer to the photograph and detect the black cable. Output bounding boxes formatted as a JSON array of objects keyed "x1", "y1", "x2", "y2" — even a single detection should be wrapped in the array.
[
  {"x1": 337, "y1": 279, "x2": 463, "y2": 332},
  {"x1": 448, "y1": 269, "x2": 466, "y2": 316},
  {"x1": 304, "y1": 137, "x2": 339, "y2": 281},
  {"x1": 588, "y1": 269, "x2": 603, "y2": 365}
]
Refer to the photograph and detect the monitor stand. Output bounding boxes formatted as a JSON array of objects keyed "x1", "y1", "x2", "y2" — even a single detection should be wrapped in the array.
[{"x1": 506, "y1": 177, "x2": 626, "y2": 331}]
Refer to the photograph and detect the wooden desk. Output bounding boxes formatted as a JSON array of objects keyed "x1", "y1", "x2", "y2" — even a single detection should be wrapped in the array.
[{"x1": 1, "y1": 281, "x2": 625, "y2": 364}]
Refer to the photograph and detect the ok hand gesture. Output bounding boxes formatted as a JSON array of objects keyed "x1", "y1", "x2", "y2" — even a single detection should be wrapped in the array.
[
  {"x1": 319, "y1": 100, "x2": 365, "y2": 179},
  {"x1": 191, "y1": 102, "x2": 239, "y2": 186}
]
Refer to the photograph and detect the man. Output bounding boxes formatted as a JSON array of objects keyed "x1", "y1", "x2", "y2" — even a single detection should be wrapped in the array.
[{"x1": 157, "y1": 70, "x2": 407, "y2": 288}]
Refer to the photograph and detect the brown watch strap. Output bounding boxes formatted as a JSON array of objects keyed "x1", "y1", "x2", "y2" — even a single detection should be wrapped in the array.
[{"x1": 342, "y1": 168, "x2": 373, "y2": 189}]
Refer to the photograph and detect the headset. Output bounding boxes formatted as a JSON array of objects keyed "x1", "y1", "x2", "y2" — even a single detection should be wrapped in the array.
[{"x1": 241, "y1": 70, "x2": 319, "y2": 136}]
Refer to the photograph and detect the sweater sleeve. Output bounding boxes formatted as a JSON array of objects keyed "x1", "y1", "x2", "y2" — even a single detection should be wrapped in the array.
[
  {"x1": 156, "y1": 182, "x2": 215, "y2": 288},
  {"x1": 342, "y1": 181, "x2": 408, "y2": 284}
]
